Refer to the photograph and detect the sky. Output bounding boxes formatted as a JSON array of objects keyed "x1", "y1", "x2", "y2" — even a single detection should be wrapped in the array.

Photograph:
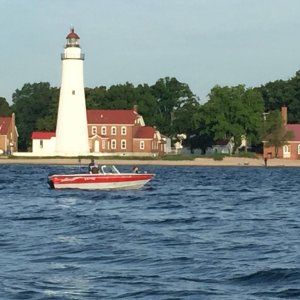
[{"x1": 1, "y1": 0, "x2": 300, "y2": 105}]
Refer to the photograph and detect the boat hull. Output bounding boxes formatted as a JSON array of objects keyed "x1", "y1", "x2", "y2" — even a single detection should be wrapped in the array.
[{"x1": 48, "y1": 173, "x2": 154, "y2": 190}]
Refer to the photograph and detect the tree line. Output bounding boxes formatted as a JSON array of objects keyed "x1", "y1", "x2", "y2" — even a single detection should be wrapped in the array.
[{"x1": 1, "y1": 72, "x2": 300, "y2": 152}]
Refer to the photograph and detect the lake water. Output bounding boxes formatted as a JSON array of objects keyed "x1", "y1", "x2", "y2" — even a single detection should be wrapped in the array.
[{"x1": 0, "y1": 164, "x2": 300, "y2": 299}]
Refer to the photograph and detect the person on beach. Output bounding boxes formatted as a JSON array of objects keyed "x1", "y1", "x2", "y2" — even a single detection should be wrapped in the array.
[
  {"x1": 264, "y1": 157, "x2": 268, "y2": 167},
  {"x1": 88, "y1": 159, "x2": 99, "y2": 174}
]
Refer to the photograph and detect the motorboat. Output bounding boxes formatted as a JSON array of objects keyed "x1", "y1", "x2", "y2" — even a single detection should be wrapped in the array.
[{"x1": 48, "y1": 165, "x2": 155, "y2": 190}]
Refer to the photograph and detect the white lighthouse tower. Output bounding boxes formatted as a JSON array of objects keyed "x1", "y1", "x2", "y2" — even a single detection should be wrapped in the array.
[{"x1": 55, "y1": 28, "x2": 89, "y2": 155}]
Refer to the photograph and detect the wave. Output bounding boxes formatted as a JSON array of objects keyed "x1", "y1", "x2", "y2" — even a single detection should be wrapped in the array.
[
  {"x1": 231, "y1": 268, "x2": 300, "y2": 285},
  {"x1": 254, "y1": 288, "x2": 300, "y2": 298}
]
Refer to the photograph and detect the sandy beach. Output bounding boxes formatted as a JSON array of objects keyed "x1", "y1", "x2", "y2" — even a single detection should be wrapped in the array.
[{"x1": 0, "y1": 156, "x2": 300, "y2": 167}]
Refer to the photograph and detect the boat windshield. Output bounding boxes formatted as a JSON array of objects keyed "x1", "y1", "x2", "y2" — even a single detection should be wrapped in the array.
[{"x1": 101, "y1": 165, "x2": 120, "y2": 174}]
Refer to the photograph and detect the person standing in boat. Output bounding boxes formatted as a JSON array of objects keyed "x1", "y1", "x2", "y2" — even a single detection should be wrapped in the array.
[
  {"x1": 88, "y1": 159, "x2": 99, "y2": 174},
  {"x1": 132, "y1": 166, "x2": 139, "y2": 173}
]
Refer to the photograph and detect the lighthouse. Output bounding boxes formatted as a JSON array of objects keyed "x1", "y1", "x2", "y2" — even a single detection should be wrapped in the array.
[{"x1": 55, "y1": 28, "x2": 89, "y2": 155}]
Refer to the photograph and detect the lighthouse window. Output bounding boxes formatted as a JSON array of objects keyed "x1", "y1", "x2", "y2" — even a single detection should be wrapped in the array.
[{"x1": 72, "y1": 90, "x2": 75, "y2": 95}]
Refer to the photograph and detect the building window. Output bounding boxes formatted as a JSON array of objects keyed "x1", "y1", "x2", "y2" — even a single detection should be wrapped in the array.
[
  {"x1": 283, "y1": 145, "x2": 291, "y2": 158},
  {"x1": 72, "y1": 90, "x2": 75, "y2": 95},
  {"x1": 111, "y1": 126, "x2": 116, "y2": 135},
  {"x1": 298, "y1": 144, "x2": 300, "y2": 155},
  {"x1": 101, "y1": 126, "x2": 107, "y2": 135},
  {"x1": 121, "y1": 126, "x2": 126, "y2": 135},
  {"x1": 92, "y1": 126, "x2": 97, "y2": 135},
  {"x1": 111, "y1": 139, "x2": 116, "y2": 149},
  {"x1": 140, "y1": 141, "x2": 144, "y2": 150},
  {"x1": 121, "y1": 139, "x2": 126, "y2": 150},
  {"x1": 283, "y1": 145, "x2": 290, "y2": 154},
  {"x1": 39, "y1": 140, "x2": 43, "y2": 149}
]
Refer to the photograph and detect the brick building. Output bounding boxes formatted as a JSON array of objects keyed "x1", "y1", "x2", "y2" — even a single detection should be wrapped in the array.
[
  {"x1": 32, "y1": 107, "x2": 166, "y2": 156},
  {"x1": 263, "y1": 106, "x2": 300, "y2": 159},
  {"x1": 0, "y1": 113, "x2": 18, "y2": 154}
]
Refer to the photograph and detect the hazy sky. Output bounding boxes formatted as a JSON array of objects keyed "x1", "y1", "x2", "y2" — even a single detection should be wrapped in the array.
[{"x1": 1, "y1": 0, "x2": 300, "y2": 104}]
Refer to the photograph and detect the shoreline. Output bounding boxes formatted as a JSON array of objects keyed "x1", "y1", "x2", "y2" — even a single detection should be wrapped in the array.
[{"x1": 0, "y1": 157, "x2": 300, "y2": 167}]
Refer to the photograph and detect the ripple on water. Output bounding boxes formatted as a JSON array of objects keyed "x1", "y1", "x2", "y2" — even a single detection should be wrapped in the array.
[{"x1": 0, "y1": 165, "x2": 300, "y2": 299}]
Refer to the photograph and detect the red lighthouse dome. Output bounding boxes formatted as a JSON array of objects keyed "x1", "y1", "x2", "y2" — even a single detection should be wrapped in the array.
[
  {"x1": 66, "y1": 28, "x2": 80, "y2": 47},
  {"x1": 66, "y1": 28, "x2": 80, "y2": 39}
]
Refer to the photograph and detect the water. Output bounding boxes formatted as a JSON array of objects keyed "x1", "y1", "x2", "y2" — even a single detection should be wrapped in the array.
[{"x1": 0, "y1": 164, "x2": 300, "y2": 299}]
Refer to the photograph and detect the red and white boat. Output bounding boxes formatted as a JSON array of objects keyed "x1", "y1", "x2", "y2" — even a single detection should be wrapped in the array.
[{"x1": 48, "y1": 165, "x2": 155, "y2": 190}]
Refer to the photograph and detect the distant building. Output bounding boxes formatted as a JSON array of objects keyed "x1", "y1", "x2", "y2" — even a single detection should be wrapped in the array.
[
  {"x1": 0, "y1": 113, "x2": 18, "y2": 154},
  {"x1": 263, "y1": 106, "x2": 300, "y2": 159},
  {"x1": 32, "y1": 107, "x2": 166, "y2": 156},
  {"x1": 31, "y1": 132, "x2": 56, "y2": 155},
  {"x1": 207, "y1": 138, "x2": 235, "y2": 155}
]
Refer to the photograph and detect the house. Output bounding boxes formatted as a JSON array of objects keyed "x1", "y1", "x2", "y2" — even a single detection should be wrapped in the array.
[
  {"x1": 86, "y1": 108, "x2": 165, "y2": 156},
  {"x1": 32, "y1": 107, "x2": 166, "y2": 156},
  {"x1": 0, "y1": 113, "x2": 18, "y2": 154},
  {"x1": 31, "y1": 132, "x2": 56, "y2": 154},
  {"x1": 207, "y1": 137, "x2": 235, "y2": 155},
  {"x1": 263, "y1": 106, "x2": 300, "y2": 159}
]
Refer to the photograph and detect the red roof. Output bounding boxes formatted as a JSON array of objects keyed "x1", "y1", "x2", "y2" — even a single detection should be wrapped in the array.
[
  {"x1": 87, "y1": 109, "x2": 138, "y2": 125},
  {"x1": 134, "y1": 127, "x2": 155, "y2": 139},
  {"x1": 286, "y1": 124, "x2": 300, "y2": 141},
  {"x1": 0, "y1": 117, "x2": 11, "y2": 135},
  {"x1": 32, "y1": 132, "x2": 56, "y2": 139},
  {"x1": 66, "y1": 28, "x2": 80, "y2": 39}
]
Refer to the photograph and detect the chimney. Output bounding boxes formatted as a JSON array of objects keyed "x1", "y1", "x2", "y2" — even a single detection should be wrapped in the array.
[
  {"x1": 133, "y1": 104, "x2": 138, "y2": 113},
  {"x1": 281, "y1": 106, "x2": 287, "y2": 126},
  {"x1": 11, "y1": 112, "x2": 15, "y2": 140}
]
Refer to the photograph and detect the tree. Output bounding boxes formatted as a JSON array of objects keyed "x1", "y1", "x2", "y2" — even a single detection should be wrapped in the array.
[
  {"x1": 259, "y1": 70, "x2": 300, "y2": 123},
  {"x1": 190, "y1": 105, "x2": 214, "y2": 153},
  {"x1": 0, "y1": 97, "x2": 12, "y2": 116},
  {"x1": 134, "y1": 84, "x2": 160, "y2": 127},
  {"x1": 199, "y1": 85, "x2": 264, "y2": 152},
  {"x1": 151, "y1": 77, "x2": 198, "y2": 136},
  {"x1": 262, "y1": 110, "x2": 294, "y2": 158},
  {"x1": 105, "y1": 82, "x2": 138, "y2": 109},
  {"x1": 11, "y1": 82, "x2": 58, "y2": 151},
  {"x1": 172, "y1": 99, "x2": 201, "y2": 151},
  {"x1": 85, "y1": 86, "x2": 107, "y2": 109}
]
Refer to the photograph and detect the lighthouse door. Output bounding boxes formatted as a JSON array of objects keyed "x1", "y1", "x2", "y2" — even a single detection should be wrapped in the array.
[{"x1": 94, "y1": 140, "x2": 100, "y2": 153}]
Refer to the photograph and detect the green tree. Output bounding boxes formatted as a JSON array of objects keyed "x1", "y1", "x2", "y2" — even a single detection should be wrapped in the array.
[
  {"x1": 134, "y1": 84, "x2": 160, "y2": 127},
  {"x1": 200, "y1": 85, "x2": 264, "y2": 152},
  {"x1": 172, "y1": 99, "x2": 201, "y2": 151},
  {"x1": 85, "y1": 86, "x2": 107, "y2": 109},
  {"x1": 263, "y1": 110, "x2": 294, "y2": 158},
  {"x1": 0, "y1": 97, "x2": 12, "y2": 116},
  {"x1": 191, "y1": 105, "x2": 214, "y2": 153},
  {"x1": 151, "y1": 77, "x2": 197, "y2": 136},
  {"x1": 11, "y1": 82, "x2": 58, "y2": 151},
  {"x1": 105, "y1": 82, "x2": 138, "y2": 109},
  {"x1": 259, "y1": 70, "x2": 300, "y2": 123}
]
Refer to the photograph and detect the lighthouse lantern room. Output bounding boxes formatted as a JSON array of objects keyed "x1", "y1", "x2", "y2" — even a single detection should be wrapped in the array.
[{"x1": 55, "y1": 28, "x2": 89, "y2": 155}]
